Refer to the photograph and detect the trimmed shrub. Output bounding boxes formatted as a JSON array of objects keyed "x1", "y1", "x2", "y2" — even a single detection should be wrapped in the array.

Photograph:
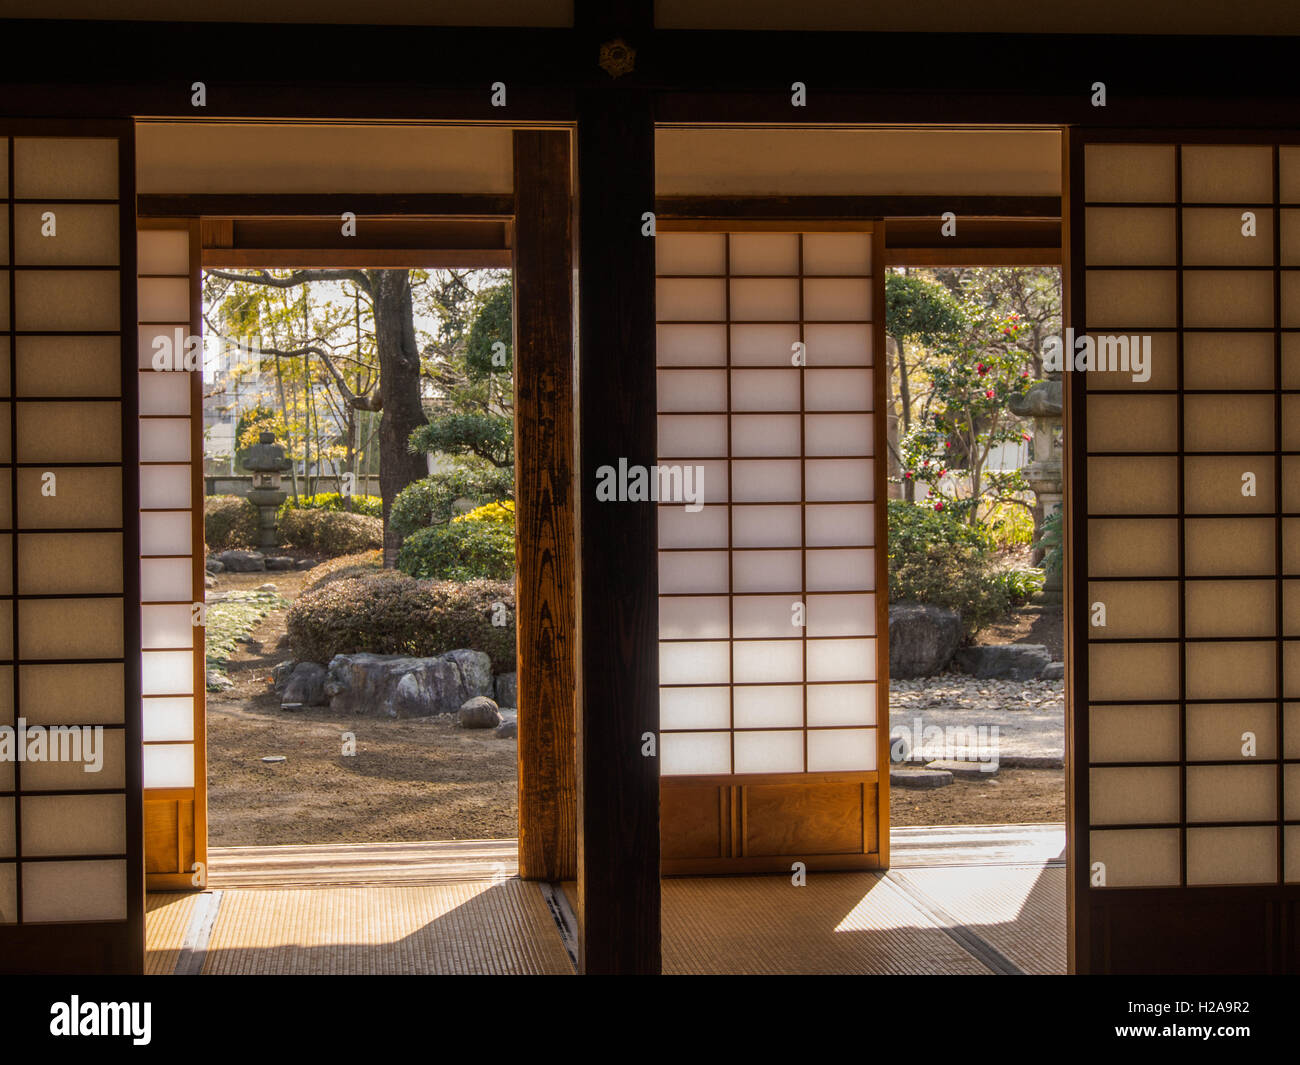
[
  {"x1": 301, "y1": 549, "x2": 384, "y2": 592},
  {"x1": 277, "y1": 508, "x2": 383, "y2": 556},
  {"x1": 453, "y1": 499, "x2": 514, "y2": 525},
  {"x1": 390, "y1": 467, "x2": 514, "y2": 539},
  {"x1": 888, "y1": 500, "x2": 1009, "y2": 635},
  {"x1": 204, "y1": 494, "x2": 259, "y2": 551},
  {"x1": 279, "y1": 492, "x2": 383, "y2": 518},
  {"x1": 397, "y1": 519, "x2": 515, "y2": 581},
  {"x1": 286, "y1": 572, "x2": 515, "y2": 671}
]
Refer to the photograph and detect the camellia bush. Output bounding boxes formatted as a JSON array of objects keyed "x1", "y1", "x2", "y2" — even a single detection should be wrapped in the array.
[{"x1": 887, "y1": 500, "x2": 1010, "y2": 635}]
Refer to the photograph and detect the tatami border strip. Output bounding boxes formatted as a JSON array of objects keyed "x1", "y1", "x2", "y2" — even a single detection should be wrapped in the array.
[
  {"x1": 175, "y1": 890, "x2": 222, "y2": 976},
  {"x1": 882, "y1": 872, "x2": 1025, "y2": 976}
]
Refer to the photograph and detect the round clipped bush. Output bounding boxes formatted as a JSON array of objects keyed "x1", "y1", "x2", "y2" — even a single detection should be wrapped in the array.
[
  {"x1": 301, "y1": 549, "x2": 384, "y2": 591},
  {"x1": 887, "y1": 500, "x2": 1009, "y2": 635},
  {"x1": 397, "y1": 515, "x2": 515, "y2": 582},
  {"x1": 277, "y1": 508, "x2": 383, "y2": 556},
  {"x1": 286, "y1": 572, "x2": 516, "y2": 671},
  {"x1": 204, "y1": 494, "x2": 260, "y2": 551}
]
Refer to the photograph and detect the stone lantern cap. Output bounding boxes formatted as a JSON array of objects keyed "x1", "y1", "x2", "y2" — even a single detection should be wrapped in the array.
[{"x1": 243, "y1": 431, "x2": 293, "y2": 473}]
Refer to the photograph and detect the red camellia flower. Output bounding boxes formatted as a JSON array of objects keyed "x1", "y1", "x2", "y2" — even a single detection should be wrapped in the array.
[
  {"x1": 904, "y1": 471, "x2": 913, "y2": 479},
  {"x1": 1022, "y1": 432, "x2": 1031, "y2": 441},
  {"x1": 944, "y1": 441, "x2": 951, "y2": 449},
  {"x1": 1021, "y1": 370, "x2": 1029, "y2": 378},
  {"x1": 934, "y1": 502, "x2": 944, "y2": 511},
  {"x1": 985, "y1": 389, "x2": 994, "y2": 399}
]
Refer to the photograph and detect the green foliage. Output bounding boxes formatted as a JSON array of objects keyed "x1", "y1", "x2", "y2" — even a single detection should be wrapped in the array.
[
  {"x1": 276, "y1": 508, "x2": 383, "y2": 556},
  {"x1": 286, "y1": 572, "x2": 516, "y2": 672},
  {"x1": 278, "y1": 492, "x2": 384, "y2": 518},
  {"x1": 992, "y1": 567, "x2": 1045, "y2": 606},
  {"x1": 1034, "y1": 509, "x2": 1064, "y2": 579},
  {"x1": 982, "y1": 501, "x2": 1036, "y2": 549},
  {"x1": 389, "y1": 464, "x2": 515, "y2": 539},
  {"x1": 887, "y1": 500, "x2": 1009, "y2": 635},
  {"x1": 897, "y1": 306, "x2": 1036, "y2": 522},
  {"x1": 454, "y1": 500, "x2": 514, "y2": 524},
  {"x1": 397, "y1": 519, "x2": 516, "y2": 582},
  {"x1": 464, "y1": 283, "x2": 512, "y2": 379},
  {"x1": 886, "y1": 273, "x2": 968, "y2": 342},
  {"x1": 204, "y1": 494, "x2": 260, "y2": 551},
  {"x1": 407, "y1": 413, "x2": 513, "y2": 468}
]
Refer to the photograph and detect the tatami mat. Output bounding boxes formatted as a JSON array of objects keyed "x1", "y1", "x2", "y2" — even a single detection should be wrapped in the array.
[
  {"x1": 198, "y1": 880, "x2": 573, "y2": 975},
  {"x1": 144, "y1": 892, "x2": 197, "y2": 976},
  {"x1": 888, "y1": 864, "x2": 1067, "y2": 975},
  {"x1": 662, "y1": 873, "x2": 995, "y2": 974}
]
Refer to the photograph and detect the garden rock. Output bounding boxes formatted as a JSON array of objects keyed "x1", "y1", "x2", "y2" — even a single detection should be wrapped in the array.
[
  {"x1": 1042, "y1": 661, "x2": 1065, "y2": 680},
  {"x1": 889, "y1": 603, "x2": 962, "y2": 678},
  {"x1": 890, "y1": 767, "x2": 953, "y2": 789},
  {"x1": 271, "y1": 660, "x2": 297, "y2": 693},
  {"x1": 955, "y1": 643, "x2": 1051, "y2": 680},
  {"x1": 204, "y1": 574, "x2": 217, "y2": 589},
  {"x1": 295, "y1": 559, "x2": 317, "y2": 570},
  {"x1": 266, "y1": 556, "x2": 295, "y2": 571},
  {"x1": 206, "y1": 670, "x2": 234, "y2": 692},
  {"x1": 494, "y1": 671, "x2": 517, "y2": 709},
  {"x1": 257, "y1": 582, "x2": 278, "y2": 593},
  {"x1": 494, "y1": 720, "x2": 518, "y2": 739},
  {"x1": 216, "y1": 549, "x2": 266, "y2": 573},
  {"x1": 206, "y1": 559, "x2": 225, "y2": 574},
  {"x1": 324, "y1": 650, "x2": 494, "y2": 719},
  {"x1": 458, "y1": 695, "x2": 502, "y2": 729},
  {"x1": 281, "y1": 662, "x2": 327, "y2": 709}
]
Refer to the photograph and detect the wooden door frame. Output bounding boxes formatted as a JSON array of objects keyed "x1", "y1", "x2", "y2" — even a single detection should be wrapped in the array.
[{"x1": 134, "y1": 128, "x2": 581, "y2": 900}]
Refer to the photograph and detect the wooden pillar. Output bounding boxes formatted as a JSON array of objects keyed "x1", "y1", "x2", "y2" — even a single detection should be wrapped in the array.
[
  {"x1": 512, "y1": 130, "x2": 578, "y2": 882},
  {"x1": 574, "y1": 91, "x2": 661, "y2": 974}
]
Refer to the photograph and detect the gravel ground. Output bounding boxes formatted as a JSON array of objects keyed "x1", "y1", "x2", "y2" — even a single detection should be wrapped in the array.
[{"x1": 889, "y1": 673, "x2": 1065, "y2": 763}]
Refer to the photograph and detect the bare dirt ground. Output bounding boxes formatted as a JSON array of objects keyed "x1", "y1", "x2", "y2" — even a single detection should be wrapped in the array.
[
  {"x1": 207, "y1": 572, "x2": 1062, "y2": 845},
  {"x1": 206, "y1": 569, "x2": 517, "y2": 846},
  {"x1": 972, "y1": 603, "x2": 1064, "y2": 661},
  {"x1": 890, "y1": 769, "x2": 1065, "y2": 826}
]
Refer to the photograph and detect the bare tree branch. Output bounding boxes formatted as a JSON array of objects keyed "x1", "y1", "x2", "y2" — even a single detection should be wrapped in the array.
[{"x1": 206, "y1": 268, "x2": 373, "y2": 295}]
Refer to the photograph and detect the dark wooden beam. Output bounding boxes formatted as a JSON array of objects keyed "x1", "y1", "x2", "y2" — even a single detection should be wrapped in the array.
[
  {"x1": 512, "y1": 129, "x2": 578, "y2": 884},
  {"x1": 885, "y1": 247, "x2": 1060, "y2": 266},
  {"x1": 574, "y1": 90, "x2": 661, "y2": 975},
  {"x1": 656, "y1": 195, "x2": 1060, "y2": 220},
  {"x1": 137, "y1": 193, "x2": 515, "y2": 219}
]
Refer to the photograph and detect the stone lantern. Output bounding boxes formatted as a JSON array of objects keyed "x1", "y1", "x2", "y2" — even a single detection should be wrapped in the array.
[
  {"x1": 243, "y1": 431, "x2": 293, "y2": 550},
  {"x1": 1008, "y1": 376, "x2": 1064, "y2": 598}
]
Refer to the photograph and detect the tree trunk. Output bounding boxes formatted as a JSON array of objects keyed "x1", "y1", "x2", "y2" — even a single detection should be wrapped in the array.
[
  {"x1": 897, "y1": 336, "x2": 915, "y2": 502},
  {"x1": 371, "y1": 270, "x2": 429, "y2": 566}
]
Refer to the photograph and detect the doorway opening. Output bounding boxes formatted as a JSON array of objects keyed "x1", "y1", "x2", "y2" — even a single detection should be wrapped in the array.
[{"x1": 199, "y1": 258, "x2": 519, "y2": 851}]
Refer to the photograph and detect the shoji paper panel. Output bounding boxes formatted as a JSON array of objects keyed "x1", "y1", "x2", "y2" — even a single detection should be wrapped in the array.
[
  {"x1": 136, "y1": 225, "x2": 203, "y2": 822},
  {"x1": 657, "y1": 230, "x2": 880, "y2": 780},
  {"x1": 1082, "y1": 140, "x2": 1298, "y2": 891},
  {"x1": 3, "y1": 134, "x2": 131, "y2": 927}
]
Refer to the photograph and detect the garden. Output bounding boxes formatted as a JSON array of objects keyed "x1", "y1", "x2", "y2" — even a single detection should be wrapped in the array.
[
  {"x1": 200, "y1": 266, "x2": 522, "y2": 845},
  {"x1": 883, "y1": 266, "x2": 1066, "y2": 824}
]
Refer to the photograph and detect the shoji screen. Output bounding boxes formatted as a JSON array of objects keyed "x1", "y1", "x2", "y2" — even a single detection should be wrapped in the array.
[
  {"x1": 136, "y1": 220, "x2": 205, "y2": 891},
  {"x1": 656, "y1": 226, "x2": 888, "y2": 874},
  {"x1": 1073, "y1": 134, "x2": 1300, "y2": 973},
  {"x1": 0, "y1": 126, "x2": 142, "y2": 974}
]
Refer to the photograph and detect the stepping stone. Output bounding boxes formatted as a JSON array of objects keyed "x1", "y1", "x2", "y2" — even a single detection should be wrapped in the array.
[
  {"x1": 926, "y1": 758, "x2": 1000, "y2": 781},
  {"x1": 890, "y1": 767, "x2": 953, "y2": 789}
]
